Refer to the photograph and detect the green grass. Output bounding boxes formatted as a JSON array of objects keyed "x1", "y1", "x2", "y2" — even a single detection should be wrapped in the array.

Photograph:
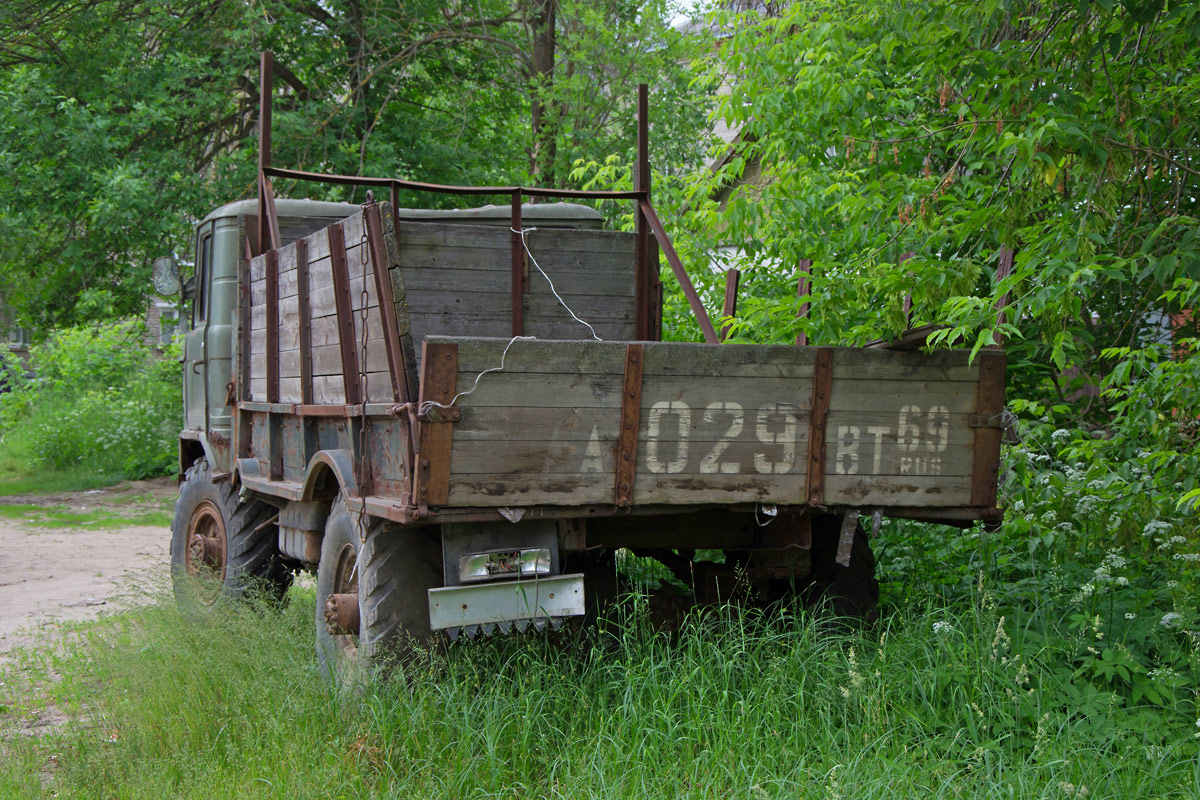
[
  {"x1": 0, "y1": 503, "x2": 172, "y2": 529},
  {"x1": 2, "y1": 588, "x2": 1197, "y2": 799}
]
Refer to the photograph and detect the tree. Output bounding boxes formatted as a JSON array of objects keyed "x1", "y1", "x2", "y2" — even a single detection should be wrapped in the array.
[
  {"x1": 0, "y1": 0, "x2": 706, "y2": 327},
  {"x1": 679, "y1": 0, "x2": 1200, "y2": 409}
]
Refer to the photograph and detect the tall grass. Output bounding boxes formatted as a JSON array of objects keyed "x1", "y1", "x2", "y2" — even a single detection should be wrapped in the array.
[{"x1": 3, "y1": 584, "x2": 1196, "y2": 799}]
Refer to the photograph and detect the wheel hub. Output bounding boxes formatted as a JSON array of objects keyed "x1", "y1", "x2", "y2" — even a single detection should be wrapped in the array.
[
  {"x1": 326, "y1": 542, "x2": 361, "y2": 640},
  {"x1": 183, "y1": 500, "x2": 227, "y2": 602}
]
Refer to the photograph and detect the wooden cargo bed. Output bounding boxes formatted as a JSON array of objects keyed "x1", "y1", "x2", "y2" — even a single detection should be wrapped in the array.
[{"x1": 237, "y1": 200, "x2": 1004, "y2": 526}]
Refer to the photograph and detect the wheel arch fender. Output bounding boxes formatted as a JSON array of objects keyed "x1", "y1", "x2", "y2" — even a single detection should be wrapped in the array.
[
  {"x1": 179, "y1": 431, "x2": 215, "y2": 479},
  {"x1": 302, "y1": 450, "x2": 359, "y2": 502}
]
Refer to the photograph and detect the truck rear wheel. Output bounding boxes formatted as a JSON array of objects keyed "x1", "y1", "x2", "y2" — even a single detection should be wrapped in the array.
[
  {"x1": 315, "y1": 496, "x2": 441, "y2": 681},
  {"x1": 170, "y1": 459, "x2": 286, "y2": 609},
  {"x1": 803, "y1": 515, "x2": 879, "y2": 622}
]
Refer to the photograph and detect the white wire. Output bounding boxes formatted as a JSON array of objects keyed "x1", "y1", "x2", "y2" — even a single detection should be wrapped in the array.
[
  {"x1": 419, "y1": 335, "x2": 537, "y2": 414},
  {"x1": 417, "y1": 226, "x2": 605, "y2": 415},
  {"x1": 512, "y1": 226, "x2": 603, "y2": 342}
]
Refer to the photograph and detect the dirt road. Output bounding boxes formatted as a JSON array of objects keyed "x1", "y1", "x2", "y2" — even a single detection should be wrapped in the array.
[{"x1": 0, "y1": 479, "x2": 174, "y2": 659}]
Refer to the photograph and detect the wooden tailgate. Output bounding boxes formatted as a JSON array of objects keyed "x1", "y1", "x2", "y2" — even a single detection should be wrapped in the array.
[{"x1": 417, "y1": 337, "x2": 1005, "y2": 512}]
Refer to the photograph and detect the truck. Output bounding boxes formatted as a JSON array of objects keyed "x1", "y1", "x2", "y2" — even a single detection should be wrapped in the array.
[{"x1": 162, "y1": 54, "x2": 1006, "y2": 674}]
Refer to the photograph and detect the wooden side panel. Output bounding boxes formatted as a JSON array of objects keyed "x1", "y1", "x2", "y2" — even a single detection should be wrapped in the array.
[
  {"x1": 396, "y1": 223, "x2": 637, "y2": 365},
  {"x1": 822, "y1": 347, "x2": 982, "y2": 506},
  {"x1": 428, "y1": 337, "x2": 986, "y2": 509},
  {"x1": 247, "y1": 203, "x2": 413, "y2": 405}
]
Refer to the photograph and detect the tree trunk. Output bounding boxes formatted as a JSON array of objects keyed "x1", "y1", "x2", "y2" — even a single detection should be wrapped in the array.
[{"x1": 527, "y1": 0, "x2": 557, "y2": 185}]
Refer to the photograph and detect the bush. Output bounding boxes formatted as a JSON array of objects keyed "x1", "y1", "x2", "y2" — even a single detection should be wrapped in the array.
[{"x1": 0, "y1": 320, "x2": 180, "y2": 481}]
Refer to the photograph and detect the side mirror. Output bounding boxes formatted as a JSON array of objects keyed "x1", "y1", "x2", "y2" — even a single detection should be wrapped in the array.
[{"x1": 152, "y1": 256, "x2": 180, "y2": 296}]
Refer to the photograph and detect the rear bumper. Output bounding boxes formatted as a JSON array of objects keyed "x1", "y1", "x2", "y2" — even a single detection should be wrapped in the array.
[{"x1": 427, "y1": 573, "x2": 585, "y2": 631}]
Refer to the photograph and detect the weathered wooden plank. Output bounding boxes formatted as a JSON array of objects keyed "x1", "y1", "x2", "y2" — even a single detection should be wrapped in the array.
[
  {"x1": 401, "y1": 265, "x2": 634, "y2": 296},
  {"x1": 295, "y1": 237, "x2": 313, "y2": 405},
  {"x1": 448, "y1": 432, "x2": 814, "y2": 477},
  {"x1": 447, "y1": 473, "x2": 973, "y2": 510},
  {"x1": 445, "y1": 472, "x2": 810, "y2": 507},
  {"x1": 828, "y1": 380, "x2": 979, "y2": 413},
  {"x1": 440, "y1": 373, "x2": 816, "y2": 410},
  {"x1": 265, "y1": 249, "x2": 279, "y2": 404},
  {"x1": 447, "y1": 476, "x2": 611, "y2": 506},
  {"x1": 312, "y1": 375, "x2": 343, "y2": 405},
  {"x1": 397, "y1": 223, "x2": 634, "y2": 256},
  {"x1": 391, "y1": 291, "x2": 636, "y2": 321},
  {"x1": 451, "y1": 407, "x2": 975, "y2": 464},
  {"x1": 279, "y1": 376, "x2": 302, "y2": 405},
  {"x1": 309, "y1": 340, "x2": 389, "y2": 378},
  {"x1": 410, "y1": 315, "x2": 632, "y2": 341},
  {"x1": 327, "y1": 222, "x2": 362, "y2": 405},
  {"x1": 825, "y1": 475, "x2": 973, "y2": 506},
  {"x1": 448, "y1": 429, "x2": 969, "y2": 480},
  {"x1": 831, "y1": 360, "x2": 979, "y2": 382},
  {"x1": 308, "y1": 274, "x2": 380, "y2": 320},
  {"x1": 310, "y1": 372, "x2": 393, "y2": 405},
  {"x1": 447, "y1": 338, "x2": 818, "y2": 379}
]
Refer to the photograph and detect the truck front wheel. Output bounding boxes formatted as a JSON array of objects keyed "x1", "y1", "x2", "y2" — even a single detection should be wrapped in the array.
[
  {"x1": 315, "y1": 496, "x2": 441, "y2": 682},
  {"x1": 170, "y1": 459, "x2": 286, "y2": 609}
]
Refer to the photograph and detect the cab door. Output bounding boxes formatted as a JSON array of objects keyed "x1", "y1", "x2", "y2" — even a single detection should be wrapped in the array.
[{"x1": 182, "y1": 221, "x2": 213, "y2": 433}]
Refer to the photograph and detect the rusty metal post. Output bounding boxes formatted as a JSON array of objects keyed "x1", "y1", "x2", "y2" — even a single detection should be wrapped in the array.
[
  {"x1": 256, "y1": 51, "x2": 274, "y2": 258},
  {"x1": 639, "y1": 200, "x2": 719, "y2": 344},
  {"x1": 994, "y1": 245, "x2": 1014, "y2": 347},
  {"x1": 720, "y1": 268, "x2": 740, "y2": 341},
  {"x1": 634, "y1": 84, "x2": 651, "y2": 340},
  {"x1": 795, "y1": 259, "x2": 812, "y2": 346},
  {"x1": 511, "y1": 190, "x2": 525, "y2": 336},
  {"x1": 899, "y1": 251, "x2": 914, "y2": 329}
]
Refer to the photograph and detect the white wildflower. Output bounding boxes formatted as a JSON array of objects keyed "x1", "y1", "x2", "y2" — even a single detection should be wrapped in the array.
[
  {"x1": 1143, "y1": 520, "x2": 1171, "y2": 538},
  {"x1": 1160, "y1": 612, "x2": 1183, "y2": 629},
  {"x1": 933, "y1": 621, "x2": 955, "y2": 636},
  {"x1": 1173, "y1": 553, "x2": 1200, "y2": 562},
  {"x1": 1124, "y1": 612, "x2": 1136, "y2": 620}
]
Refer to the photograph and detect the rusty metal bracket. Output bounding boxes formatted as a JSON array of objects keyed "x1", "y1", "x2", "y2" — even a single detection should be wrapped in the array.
[
  {"x1": 971, "y1": 351, "x2": 1007, "y2": 509},
  {"x1": 969, "y1": 413, "x2": 1003, "y2": 429},
  {"x1": 417, "y1": 406, "x2": 461, "y2": 423},
  {"x1": 806, "y1": 347, "x2": 834, "y2": 506},
  {"x1": 795, "y1": 259, "x2": 812, "y2": 346},
  {"x1": 836, "y1": 507, "x2": 860, "y2": 567},
  {"x1": 413, "y1": 341, "x2": 459, "y2": 514},
  {"x1": 613, "y1": 343, "x2": 645, "y2": 507}
]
